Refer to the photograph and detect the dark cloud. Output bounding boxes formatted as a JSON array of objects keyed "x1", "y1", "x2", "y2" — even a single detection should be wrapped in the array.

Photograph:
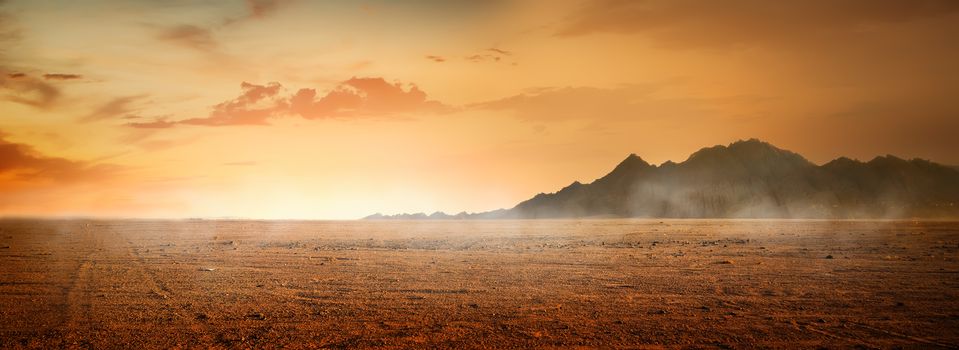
[
  {"x1": 466, "y1": 54, "x2": 501, "y2": 62},
  {"x1": 556, "y1": 0, "x2": 959, "y2": 49},
  {"x1": 464, "y1": 48, "x2": 511, "y2": 63},
  {"x1": 0, "y1": 132, "x2": 121, "y2": 185},
  {"x1": 425, "y1": 55, "x2": 446, "y2": 63},
  {"x1": 157, "y1": 24, "x2": 217, "y2": 50},
  {"x1": 81, "y1": 95, "x2": 148, "y2": 122},
  {"x1": 42, "y1": 73, "x2": 83, "y2": 80},
  {"x1": 0, "y1": 69, "x2": 61, "y2": 108}
]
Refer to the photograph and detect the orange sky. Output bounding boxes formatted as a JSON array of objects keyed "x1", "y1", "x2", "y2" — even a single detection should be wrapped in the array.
[{"x1": 1, "y1": 0, "x2": 958, "y2": 219}]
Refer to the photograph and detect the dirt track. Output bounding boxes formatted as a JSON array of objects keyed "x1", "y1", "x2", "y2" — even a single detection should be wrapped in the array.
[{"x1": 0, "y1": 219, "x2": 957, "y2": 348}]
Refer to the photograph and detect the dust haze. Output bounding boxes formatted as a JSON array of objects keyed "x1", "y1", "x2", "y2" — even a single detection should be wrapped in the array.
[{"x1": 1, "y1": 219, "x2": 957, "y2": 348}]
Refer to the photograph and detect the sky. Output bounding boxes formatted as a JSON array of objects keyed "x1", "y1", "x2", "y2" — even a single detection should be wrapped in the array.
[{"x1": 1, "y1": 0, "x2": 958, "y2": 219}]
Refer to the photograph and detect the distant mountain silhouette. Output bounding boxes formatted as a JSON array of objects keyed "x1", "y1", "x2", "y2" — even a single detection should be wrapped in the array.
[{"x1": 366, "y1": 139, "x2": 959, "y2": 219}]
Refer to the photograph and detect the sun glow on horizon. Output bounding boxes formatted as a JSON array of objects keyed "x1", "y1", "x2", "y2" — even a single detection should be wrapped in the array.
[{"x1": 1, "y1": 0, "x2": 957, "y2": 219}]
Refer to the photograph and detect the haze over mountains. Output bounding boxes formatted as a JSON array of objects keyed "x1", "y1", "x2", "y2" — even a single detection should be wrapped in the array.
[{"x1": 366, "y1": 139, "x2": 959, "y2": 220}]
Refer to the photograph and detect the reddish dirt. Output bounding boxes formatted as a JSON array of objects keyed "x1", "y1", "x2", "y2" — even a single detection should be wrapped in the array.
[{"x1": 0, "y1": 219, "x2": 957, "y2": 348}]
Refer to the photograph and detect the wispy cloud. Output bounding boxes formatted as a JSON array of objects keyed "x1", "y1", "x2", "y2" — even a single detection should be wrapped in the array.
[
  {"x1": 125, "y1": 118, "x2": 176, "y2": 129},
  {"x1": 0, "y1": 69, "x2": 61, "y2": 108},
  {"x1": 427, "y1": 48, "x2": 513, "y2": 64},
  {"x1": 247, "y1": 0, "x2": 288, "y2": 19},
  {"x1": 224, "y1": 0, "x2": 293, "y2": 25},
  {"x1": 157, "y1": 24, "x2": 217, "y2": 50},
  {"x1": 425, "y1": 55, "x2": 446, "y2": 63},
  {"x1": 81, "y1": 95, "x2": 148, "y2": 123},
  {"x1": 465, "y1": 47, "x2": 512, "y2": 63},
  {"x1": 42, "y1": 73, "x2": 83, "y2": 80},
  {"x1": 470, "y1": 83, "x2": 706, "y2": 123}
]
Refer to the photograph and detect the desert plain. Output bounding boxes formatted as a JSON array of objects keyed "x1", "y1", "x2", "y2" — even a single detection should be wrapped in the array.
[{"x1": 0, "y1": 219, "x2": 957, "y2": 349}]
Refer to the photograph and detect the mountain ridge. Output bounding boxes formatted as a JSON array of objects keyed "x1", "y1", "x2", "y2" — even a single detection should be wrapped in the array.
[{"x1": 366, "y1": 139, "x2": 959, "y2": 220}]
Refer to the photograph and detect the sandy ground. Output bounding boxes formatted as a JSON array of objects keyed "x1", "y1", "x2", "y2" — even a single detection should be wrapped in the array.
[{"x1": 0, "y1": 219, "x2": 957, "y2": 349}]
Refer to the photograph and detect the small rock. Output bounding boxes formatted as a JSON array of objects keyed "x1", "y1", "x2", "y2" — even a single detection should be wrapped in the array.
[
  {"x1": 825, "y1": 255, "x2": 834, "y2": 259},
  {"x1": 199, "y1": 267, "x2": 216, "y2": 271},
  {"x1": 247, "y1": 313, "x2": 266, "y2": 320}
]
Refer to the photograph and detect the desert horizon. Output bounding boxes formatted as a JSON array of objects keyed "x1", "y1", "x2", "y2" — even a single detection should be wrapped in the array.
[
  {"x1": 2, "y1": 218, "x2": 958, "y2": 348},
  {"x1": 2, "y1": 0, "x2": 959, "y2": 348}
]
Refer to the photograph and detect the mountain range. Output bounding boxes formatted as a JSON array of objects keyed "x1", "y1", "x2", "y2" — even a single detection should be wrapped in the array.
[{"x1": 365, "y1": 139, "x2": 959, "y2": 219}]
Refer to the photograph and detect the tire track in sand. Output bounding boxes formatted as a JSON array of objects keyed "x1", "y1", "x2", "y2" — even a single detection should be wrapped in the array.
[
  {"x1": 124, "y1": 238, "x2": 218, "y2": 345},
  {"x1": 59, "y1": 225, "x2": 99, "y2": 347}
]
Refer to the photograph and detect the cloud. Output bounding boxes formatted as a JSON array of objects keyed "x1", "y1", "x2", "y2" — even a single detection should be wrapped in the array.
[
  {"x1": 0, "y1": 132, "x2": 121, "y2": 185},
  {"x1": 180, "y1": 82, "x2": 286, "y2": 126},
  {"x1": 247, "y1": 0, "x2": 287, "y2": 19},
  {"x1": 428, "y1": 48, "x2": 513, "y2": 64},
  {"x1": 42, "y1": 73, "x2": 83, "y2": 80},
  {"x1": 348, "y1": 60, "x2": 373, "y2": 70},
  {"x1": 556, "y1": 0, "x2": 959, "y2": 49},
  {"x1": 466, "y1": 54, "x2": 501, "y2": 62},
  {"x1": 125, "y1": 118, "x2": 176, "y2": 129},
  {"x1": 81, "y1": 95, "x2": 148, "y2": 122},
  {"x1": 289, "y1": 77, "x2": 448, "y2": 119},
  {"x1": 464, "y1": 48, "x2": 512, "y2": 63},
  {"x1": 224, "y1": 0, "x2": 292, "y2": 25},
  {"x1": 157, "y1": 24, "x2": 217, "y2": 50},
  {"x1": 0, "y1": 69, "x2": 61, "y2": 108},
  {"x1": 176, "y1": 77, "x2": 448, "y2": 127},
  {"x1": 470, "y1": 84, "x2": 703, "y2": 122},
  {"x1": 158, "y1": 2, "x2": 293, "y2": 51}
]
